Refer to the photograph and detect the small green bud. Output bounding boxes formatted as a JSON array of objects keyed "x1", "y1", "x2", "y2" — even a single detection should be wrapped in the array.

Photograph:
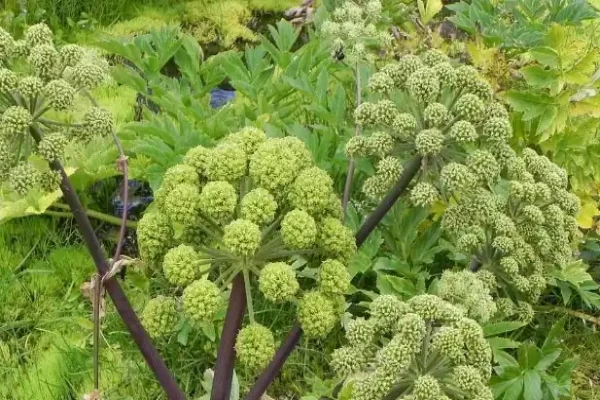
[
  {"x1": 410, "y1": 182, "x2": 439, "y2": 208},
  {"x1": 24, "y1": 23, "x2": 53, "y2": 47},
  {"x1": 137, "y1": 212, "x2": 173, "y2": 264},
  {"x1": 39, "y1": 170, "x2": 62, "y2": 192},
  {"x1": 423, "y1": 102, "x2": 448, "y2": 127},
  {"x1": 223, "y1": 219, "x2": 261, "y2": 258},
  {"x1": 205, "y1": 144, "x2": 247, "y2": 183},
  {"x1": 406, "y1": 67, "x2": 440, "y2": 104},
  {"x1": 8, "y1": 163, "x2": 39, "y2": 195},
  {"x1": 370, "y1": 294, "x2": 410, "y2": 333},
  {"x1": 454, "y1": 94, "x2": 485, "y2": 123},
  {"x1": 1, "y1": 106, "x2": 33, "y2": 137},
  {"x1": 281, "y1": 209, "x2": 317, "y2": 249},
  {"x1": 298, "y1": 291, "x2": 338, "y2": 339},
  {"x1": 391, "y1": 113, "x2": 417, "y2": 137},
  {"x1": 44, "y1": 79, "x2": 75, "y2": 110},
  {"x1": 28, "y1": 44, "x2": 58, "y2": 80},
  {"x1": 69, "y1": 62, "x2": 106, "y2": 89},
  {"x1": 449, "y1": 120, "x2": 478, "y2": 143},
  {"x1": 59, "y1": 44, "x2": 84, "y2": 67},
  {"x1": 141, "y1": 296, "x2": 178, "y2": 338},
  {"x1": 235, "y1": 323, "x2": 276, "y2": 372},
  {"x1": 318, "y1": 259, "x2": 350, "y2": 296},
  {"x1": 421, "y1": 49, "x2": 449, "y2": 66},
  {"x1": 466, "y1": 150, "x2": 500, "y2": 183},
  {"x1": 354, "y1": 102, "x2": 378, "y2": 126},
  {"x1": 182, "y1": 279, "x2": 223, "y2": 323},
  {"x1": 183, "y1": 145, "x2": 210, "y2": 176},
  {"x1": 164, "y1": 184, "x2": 201, "y2": 225},
  {"x1": 368, "y1": 72, "x2": 394, "y2": 94},
  {"x1": 415, "y1": 128, "x2": 444, "y2": 156},
  {"x1": 318, "y1": 217, "x2": 356, "y2": 263},
  {"x1": 482, "y1": 117, "x2": 511, "y2": 142},
  {"x1": 374, "y1": 99, "x2": 399, "y2": 125},
  {"x1": 83, "y1": 107, "x2": 114, "y2": 138},
  {"x1": 367, "y1": 131, "x2": 395, "y2": 156},
  {"x1": 289, "y1": 167, "x2": 335, "y2": 214},
  {"x1": 17, "y1": 76, "x2": 44, "y2": 98},
  {"x1": 432, "y1": 62, "x2": 457, "y2": 88},
  {"x1": 345, "y1": 136, "x2": 369, "y2": 158},
  {"x1": 163, "y1": 244, "x2": 203, "y2": 287},
  {"x1": 0, "y1": 68, "x2": 17, "y2": 93},
  {"x1": 37, "y1": 132, "x2": 68, "y2": 162},
  {"x1": 381, "y1": 55, "x2": 423, "y2": 87},
  {"x1": 198, "y1": 181, "x2": 237, "y2": 221},
  {"x1": 241, "y1": 188, "x2": 277, "y2": 226},
  {"x1": 259, "y1": 262, "x2": 299, "y2": 303}
]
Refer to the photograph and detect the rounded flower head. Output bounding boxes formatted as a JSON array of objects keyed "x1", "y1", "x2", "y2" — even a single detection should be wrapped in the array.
[
  {"x1": 423, "y1": 102, "x2": 448, "y2": 127},
  {"x1": 410, "y1": 182, "x2": 439, "y2": 208},
  {"x1": 346, "y1": 317, "x2": 375, "y2": 348},
  {"x1": 281, "y1": 209, "x2": 317, "y2": 249},
  {"x1": 432, "y1": 62, "x2": 457, "y2": 88},
  {"x1": 37, "y1": 132, "x2": 68, "y2": 162},
  {"x1": 414, "y1": 375, "x2": 442, "y2": 399},
  {"x1": 440, "y1": 162, "x2": 477, "y2": 193},
  {"x1": 415, "y1": 128, "x2": 444, "y2": 156},
  {"x1": 368, "y1": 72, "x2": 394, "y2": 94},
  {"x1": 468, "y1": 79, "x2": 493, "y2": 101},
  {"x1": 0, "y1": 28, "x2": 14, "y2": 60},
  {"x1": 44, "y1": 79, "x2": 75, "y2": 110},
  {"x1": 163, "y1": 244, "x2": 202, "y2": 287},
  {"x1": 331, "y1": 346, "x2": 368, "y2": 377},
  {"x1": 182, "y1": 279, "x2": 223, "y2": 323},
  {"x1": 482, "y1": 117, "x2": 512, "y2": 142},
  {"x1": 395, "y1": 312, "x2": 427, "y2": 352},
  {"x1": 40, "y1": 170, "x2": 62, "y2": 192},
  {"x1": 235, "y1": 323, "x2": 276, "y2": 372},
  {"x1": 164, "y1": 184, "x2": 201, "y2": 224},
  {"x1": 354, "y1": 102, "x2": 378, "y2": 126},
  {"x1": 224, "y1": 127, "x2": 266, "y2": 156},
  {"x1": 421, "y1": 49, "x2": 449, "y2": 66},
  {"x1": 318, "y1": 259, "x2": 350, "y2": 296},
  {"x1": 17, "y1": 76, "x2": 44, "y2": 98},
  {"x1": 198, "y1": 181, "x2": 237, "y2": 221},
  {"x1": 183, "y1": 145, "x2": 210, "y2": 175},
  {"x1": 449, "y1": 120, "x2": 478, "y2": 143},
  {"x1": 374, "y1": 99, "x2": 399, "y2": 125},
  {"x1": 298, "y1": 291, "x2": 338, "y2": 339},
  {"x1": 382, "y1": 55, "x2": 423, "y2": 86},
  {"x1": 28, "y1": 45, "x2": 58, "y2": 80},
  {"x1": 83, "y1": 107, "x2": 114, "y2": 138},
  {"x1": 375, "y1": 156, "x2": 403, "y2": 187},
  {"x1": 392, "y1": 113, "x2": 417, "y2": 136},
  {"x1": 367, "y1": 131, "x2": 395, "y2": 156},
  {"x1": 24, "y1": 23, "x2": 53, "y2": 47},
  {"x1": 318, "y1": 217, "x2": 357, "y2": 263},
  {"x1": 8, "y1": 163, "x2": 39, "y2": 195},
  {"x1": 223, "y1": 219, "x2": 261, "y2": 258},
  {"x1": 467, "y1": 150, "x2": 500, "y2": 183},
  {"x1": 438, "y1": 270, "x2": 497, "y2": 323},
  {"x1": 0, "y1": 68, "x2": 17, "y2": 93},
  {"x1": 205, "y1": 144, "x2": 247, "y2": 182},
  {"x1": 137, "y1": 212, "x2": 173, "y2": 264},
  {"x1": 289, "y1": 167, "x2": 334, "y2": 213},
  {"x1": 455, "y1": 66, "x2": 480, "y2": 90},
  {"x1": 408, "y1": 294, "x2": 464, "y2": 323},
  {"x1": 432, "y1": 327, "x2": 465, "y2": 364},
  {"x1": 370, "y1": 294, "x2": 410, "y2": 333},
  {"x1": 241, "y1": 188, "x2": 277, "y2": 225},
  {"x1": 69, "y1": 63, "x2": 106, "y2": 89},
  {"x1": 141, "y1": 296, "x2": 178, "y2": 338},
  {"x1": 249, "y1": 138, "x2": 311, "y2": 193},
  {"x1": 259, "y1": 262, "x2": 299, "y2": 302},
  {"x1": 406, "y1": 67, "x2": 440, "y2": 104},
  {"x1": 345, "y1": 136, "x2": 370, "y2": 158},
  {"x1": 59, "y1": 44, "x2": 84, "y2": 67},
  {"x1": 157, "y1": 164, "x2": 199, "y2": 197},
  {"x1": 485, "y1": 102, "x2": 509, "y2": 119},
  {"x1": 2, "y1": 106, "x2": 33, "y2": 137},
  {"x1": 453, "y1": 365, "x2": 487, "y2": 395},
  {"x1": 454, "y1": 94, "x2": 485, "y2": 123}
]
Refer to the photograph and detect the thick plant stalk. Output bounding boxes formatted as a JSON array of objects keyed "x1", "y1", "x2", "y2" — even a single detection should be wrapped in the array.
[
  {"x1": 246, "y1": 156, "x2": 422, "y2": 400},
  {"x1": 30, "y1": 128, "x2": 187, "y2": 400},
  {"x1": 355, "y1": 155, "x2": 422, "y2": 246},
  {"x1": 211, "y1": 275, "x2": 247, "y2": 400},
  {"x1": 342, "y1": 61, "x2": 362, "y2": 217},
  {"x1": 469, "y1": 257, "x2": 481, "y2": 272}
]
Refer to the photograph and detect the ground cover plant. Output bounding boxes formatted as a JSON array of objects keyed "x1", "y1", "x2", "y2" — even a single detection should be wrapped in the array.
[{"x1": 1, "y1": 0, "x2": 600, "y2": 400}]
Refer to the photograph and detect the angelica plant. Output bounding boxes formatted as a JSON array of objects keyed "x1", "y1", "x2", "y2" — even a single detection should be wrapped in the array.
[
  {"x1": 345, "y1": 50, "x2": 503, "y2": 205},
  {"x1": 0, "y1": 24, "x2": 110, "y2": 197},
  {"x1": 437, "y1": 146, "x2": 581, "y2": 322},
  {"x1": 137, "y1": 128, "x2": 356, "y2": 373},
  {"x1": 332, "y1": 294, "x2": 494, "y2": 400}
]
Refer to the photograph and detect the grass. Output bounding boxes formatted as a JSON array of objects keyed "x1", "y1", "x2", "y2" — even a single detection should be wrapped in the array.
[{"x1": 564, "y1": 323, "x2": 600, "y2": 400}]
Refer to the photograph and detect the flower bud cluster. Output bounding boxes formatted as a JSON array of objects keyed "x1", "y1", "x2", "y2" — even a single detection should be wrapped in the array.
[{"x1": 332, "y1": 294, "x2": 493, "y2": 400}]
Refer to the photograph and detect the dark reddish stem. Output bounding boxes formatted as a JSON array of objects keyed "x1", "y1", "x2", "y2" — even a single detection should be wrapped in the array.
[
  {"x1": 211, "y1": 275, "x2": 247, "y2": 400},
  {"x1": 30, "y1": 126, "x2": 186, "y2": 400}
]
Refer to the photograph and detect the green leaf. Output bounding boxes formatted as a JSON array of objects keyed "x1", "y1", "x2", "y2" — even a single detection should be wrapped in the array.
[
  {"x1": 523, "y1": 370, "x2": 543, "y2": 400},
  {"x1": 504, "y1": 91, "x2": 555, "y2": 121},
  {"x1": 536, "y1": 349, "x2": 562, "y2": 372},
  {"x1": 376, "y1": 274, "x2": 415, "y2": 297},
  {"x1": 554, "y1": 260, "x2": 593, "y2": 284},
  {"x1": 500, "y1": 377, "x2": 523, "y2": 400},
  {"x1": 521, "y1": 65, "x2": 557, "y2": 88},
  {"x1": 488, "y1": 337, "x2": 522, "y2": 350},
  {"x1": 530, "y1": 47, "x2": 560, "y2": 68},
  {"x1": 482, "y1": 321, "x2": 526, "y2": 337},
  {"x1": 542, "y1": 317, "x2": 566, "y2": 351}
]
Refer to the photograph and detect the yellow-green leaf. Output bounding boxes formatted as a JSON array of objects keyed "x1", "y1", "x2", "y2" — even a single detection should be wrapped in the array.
[{"x1": 576, "y1": 198, "x2": 599, "y2": 229}]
